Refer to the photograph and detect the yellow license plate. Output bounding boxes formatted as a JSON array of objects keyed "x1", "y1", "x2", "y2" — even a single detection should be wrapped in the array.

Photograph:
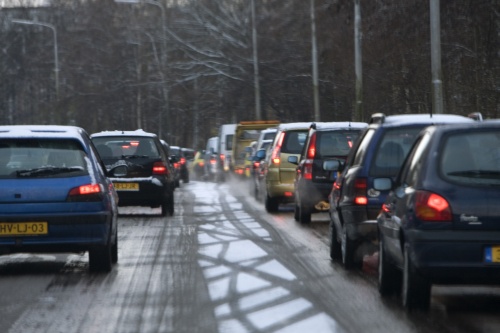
[
  {"x1": 0, "y1": 222, "x2": 48, "y2": 236},
  {"x1": 487, "y1": 246, "x2": 500, "y2": 263},
  {"x1": 114, "y1": 182, "x2": 139, "y2": 191}
]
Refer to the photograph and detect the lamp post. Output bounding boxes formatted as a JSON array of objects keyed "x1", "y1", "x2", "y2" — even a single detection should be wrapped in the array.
[
  {"x1": 115, "y1": 0, "x2": 170, "y2": 140},
  {"x1": 12, "y1": 19, "x2": 59, "y2": 104}
]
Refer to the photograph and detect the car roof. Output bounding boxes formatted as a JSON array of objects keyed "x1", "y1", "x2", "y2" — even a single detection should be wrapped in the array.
[
  {"x1": 261, "y1": 128, "x2": 278, "y2": 133},
  {"x1": 312, "y1": 121, "x2": 368, "y2": 130},
  {"x1": 429, "y1": 119, "x2": 500, "y2": 132},
  {"x1": 91, "y1": 129, "x2": 157, "y2": 138},
  {"x1": 371, "y1": 114, "x2": 474, "y2": 128},
  {"x1": 0, "y1": 125, "x2": 87, "y2": 140},
  {"x1": 277, "y1": 122, "x2": 314, "y2": 131}
]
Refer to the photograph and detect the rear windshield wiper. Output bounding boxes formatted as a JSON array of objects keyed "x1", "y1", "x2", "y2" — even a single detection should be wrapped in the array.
[
  {"x1": 16, "y1": 166, "x2": 84, "y2": 177},
  {"x1": 121, "y1": 154, "x2": 150, "y2": 159}
]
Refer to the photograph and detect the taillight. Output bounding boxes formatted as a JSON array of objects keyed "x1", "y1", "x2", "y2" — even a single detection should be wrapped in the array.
[
  {"x1": 153, "y1": 162, "x2": 169, "y2": 175},
  {"x1": 303, "y1": 159, "x2": 313, "y2": 180},
  {"x1": 271, "y1": 132, "x2": 285, "y2": 165},
  {"x1": 180, "y1": 157, "x2": 186, "y2": 165},
  {"x1": 68, "y1": 184, "x2": 103, "y2": 202},
  {"x1": 333, "y1": 181, "x2": 341, "y2": 190},
  {"x1": 307, "y1": 133, "x2": 317, "y2": 159},
  {"x1": 199, "y1": 161, "x2": 205, "y2": 167},
  {"x1": 415, "y1": 191, "x2": 452, "y2": 222},
  {"x1": 354, "y1": 178, "x2": 368, "y2": 205},
  {"x1": 210, "y1": 159, "x2": 217, "y2": 165}
]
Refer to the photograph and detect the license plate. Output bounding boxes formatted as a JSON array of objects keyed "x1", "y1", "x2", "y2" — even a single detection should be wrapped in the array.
[
  {"x1": 484, "y1": 246, "x2": 500, "y2": 263},
  {"x1": 0, "y1": 222, "x2": 48, "y2": 236},
  {"x1": 114, "y1": 182, "x2": 139, "y2": 191}
]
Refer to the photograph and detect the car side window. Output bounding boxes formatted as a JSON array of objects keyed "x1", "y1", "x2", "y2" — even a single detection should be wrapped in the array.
[
  {"x1": 351, "y1": 129, "x2": 375, "y2": 167},
  {"x1": 400, "y1": 132, "x2": 431, "y2": 187}
]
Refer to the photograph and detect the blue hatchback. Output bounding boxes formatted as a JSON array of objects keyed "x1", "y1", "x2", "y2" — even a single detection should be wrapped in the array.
[
  {"x1": 378, "y1": 121, "x2": 500, "y2": 310},
  {"x1": 0, "y1": 125, "x2": 120, "y2": 272}
]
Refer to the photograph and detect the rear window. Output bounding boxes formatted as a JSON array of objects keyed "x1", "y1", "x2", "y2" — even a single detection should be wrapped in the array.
[
  {"x1": 316, "y1": 130, "x2": 361, "y2": 158},
  {"x1": 369, "y1": 127, "x2": 423, "y2": 177},
  {"x1": 0, "y1": 139, "x2": 88, "y2": 178},
  {"x1": 440, "y1": 131, "x2": 500, "y2": 186},
  {"x1": 263, "y1": 132, "x2": 276, "y2": 141},
  {"x1": 281, "y1": 131, "x2": 308, "y2": 154},
  {"x1": 92, "y1": 136, "x2": 160, "y2": 159}
]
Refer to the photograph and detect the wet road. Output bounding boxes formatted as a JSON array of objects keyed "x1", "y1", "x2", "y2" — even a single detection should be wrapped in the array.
[{"x1": 1, "y1": 179, "x2": 500, "y2": 333}]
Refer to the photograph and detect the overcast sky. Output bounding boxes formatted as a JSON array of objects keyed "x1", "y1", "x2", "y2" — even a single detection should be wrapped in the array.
[{"x1": 1, "y1": 0, "x2": 49, "y2": 7}]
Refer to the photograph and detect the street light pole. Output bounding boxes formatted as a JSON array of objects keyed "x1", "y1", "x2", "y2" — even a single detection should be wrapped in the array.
[
  {"x1": 115, "y1": 0, "x2": 170, "y2": 140},
  {"x1": 12, "y1": 19, "x2": 59, "y2": 105}
]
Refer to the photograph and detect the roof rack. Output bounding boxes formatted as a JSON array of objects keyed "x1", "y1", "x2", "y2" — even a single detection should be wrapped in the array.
[{"x1": 370, "y1": 113, "x2": 386, "y2": 124}]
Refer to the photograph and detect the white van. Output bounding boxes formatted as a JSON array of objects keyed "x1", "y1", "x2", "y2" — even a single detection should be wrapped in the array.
[{"x1": 218, "y1": 124, "x2": 237, "y2": 172}]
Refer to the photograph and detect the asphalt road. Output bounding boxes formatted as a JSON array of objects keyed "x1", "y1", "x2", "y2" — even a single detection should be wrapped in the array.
[{"x1": 1, "y1": 178, "x2": 500, "y2": 333}]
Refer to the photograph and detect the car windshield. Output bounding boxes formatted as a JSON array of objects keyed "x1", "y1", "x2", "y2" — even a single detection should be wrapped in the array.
[
  {"x1": 370, "y1": 127, "x2": 423, "y2": 177},
  {"x1": 92, "y1": 137, "x2": 160, "y2": 159},
  {"x1": 0, "y1": 139, "x2": 88, "y2": 179},
  {"x1": 441, "y1": 131, "x2": 500, "y2": 186}
]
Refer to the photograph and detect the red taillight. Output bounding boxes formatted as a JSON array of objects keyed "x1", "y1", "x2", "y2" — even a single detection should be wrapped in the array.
[
  {"x1": 174, "y1": 162, "x2": 180, "y2": 169},
  {"x1": 307, "y1": 133, "x2": 317, "y2": 159},
  {"x1": 284, "y1": 191, "x2": 293, "y2": 197},
  {"x1": 271, "y1": 132, "x2": 285, "y2": 165},
  {"x1": 210, "y1": 159, "x2": 217, "y2": 165},
  {"x1": 333, "y1": 181, "x2": 341, "y2": 190},
  {"x1": 354, "y1": 178, "x2": 367, "y2": 205},
  {"x1": 180, "y1": 157, "x2": 186, "y2": 165},
  {"x1": 220, "y1": 154, "x2": 225, "y2": 161},
  {"x1": 415, "y1": 191, "x2": 452, "y2": 222},
  {"x1": 153, "y1": 162, "x2": 168, "y2": 175},
  {"x1": 303, "y1": 159, "x2": 313, "y2": 180},
  {"x1": 199, "y1": 161, "x2": 205, "y2": 167},
  {"x1": 68, "y1": 184, "x2": 102, "y2": 201}
]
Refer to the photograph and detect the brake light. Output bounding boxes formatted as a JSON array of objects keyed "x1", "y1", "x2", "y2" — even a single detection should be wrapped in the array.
[
  {"x1": 307, "y1": 133, "x2": 317, "y2": 159},
  {"x1": 354, "y1": 178, "x2": 368, "y2": 205},
  {"x1": 303, "y1": 159, "x2": 313, "y2": 180},
  {"x1": 210, "y1": 159, "x2": 217, "y2": 165},
  {"x1": 220, "y1": 154, "x2": 225, "y2": 161},
  {"x1": 180, "y1": 157, "x2": 186, "y2": 165},
  {"x1": 68, "y1": 184, "x2": 103, "y2": 201},
  {"x1": 333, "y1": 181, "x2": 341, "y2": 190},
  {"x1": 199, "y1": 161, "x2": 204, "y2": 167},
  {"x1": 271, "y1": 132, "x2": 285, "y2": 165},
  {"x1": 415, "y1": 191, "x2": 452, "y2": 221},
  {"x1": 284, "y1": 191, "x2": 293, "y2": 197},
  {"x1": 153, "y1": 162, "x2": 169, "y2": 175}
]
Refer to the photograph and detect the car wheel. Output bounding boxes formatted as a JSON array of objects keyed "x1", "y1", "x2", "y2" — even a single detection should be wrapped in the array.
[
  {"x1": 298, "y1": 202, "x2": 311, "y2": 224},
  {"x1": 378, "y1": 234, "x2": 401, "y2": 296},
  {"x1": 293, "y1": 202, "x2": 300, "y2": 221},
  {"x1": 341, "y1": 223, "x2": 358, "y2": 270},
  {"x1": 329, "y1": 222, "x2": 342, "y2": 261},
  {"x1": 111, "y1": 228, "x2": 118, "y2": 264},
  {"x1": 89, "y1": 243, "x2": 112, "y2": 273},
  {"x1": 167, "y1": 192, "x2": 175, "y2": 216},
  {"x1": 402, "y1": 243, "x2": 431, "y2": 311},
  {"x1": 265, "y1": 194, "x2": 279, "y2": 213}
]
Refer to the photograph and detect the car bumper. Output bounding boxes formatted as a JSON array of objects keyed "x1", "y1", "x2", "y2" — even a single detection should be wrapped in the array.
[
  {"x1": 0, "y1": 210, "x2": 113, "y2": 254},
  {"x1": 266, "y1": 181, "x2": 295, "y2": 202},
  {"x1": 298, "y1": 181, "x2": 332, "y2": 210},
  {"x1": 405, "y1": 229, "x2": 500, "y2": 283},
  {"x1": 341, "y1": 205, "x2": 379, "y2": 241},
  {"x1": 111, "y1": 177, "x2": 167, "y2": 206}
]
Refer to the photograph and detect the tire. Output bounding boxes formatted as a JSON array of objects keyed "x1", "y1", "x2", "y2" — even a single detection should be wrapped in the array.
[
  {"x1": 161, "y1": 191, "x2": 175, "y2": 216},
  {"x1": 293, "y1": 202, "x2": 300, "y2": 221},
  {"x1": 298, "y1": 202, "x2": 311, "y2": 224},
  {"x1": 378, "y1": 235, "x2": 401, "y2": 296},
  {"x1": 265, "y1": 195, "x2": 279, "y2": 213},
  {"x1": 329, "y1": 223, "x2": 342, "y2": 261},
  {"x1": 341, "y1": 223, "x2": 358, "y2": 270},
  {"x1": 402, "y1": 243, "x2": 431, "y2": 311},
  {"x1": 89, "y1": 243, "x2": 112, "y2": 273},
  {"x1": 111, "y1": 228, "x2": 118, "y2": 264}
]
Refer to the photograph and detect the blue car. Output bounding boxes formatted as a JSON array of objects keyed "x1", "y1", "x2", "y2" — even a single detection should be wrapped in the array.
[
  {"x1": 377, "y1": 120, "x2": 500, "y2": 310},
  {"x1": 0, "y1": 125, "x2": 121, "y2": 272}
]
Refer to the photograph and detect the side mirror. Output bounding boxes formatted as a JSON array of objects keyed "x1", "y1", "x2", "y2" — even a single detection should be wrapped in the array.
[
  {"x1": 323, "y1": 159, "x2": 341, "y2": 171},
  {"x1": 373, "y1": 178, "x2": 392, "y2": 191},
  {"x1": 109, "y1": 165, "x2": 128, "y2": 177},
  {"x1": 256, "y1": 149, "x2": 266, "y2": 160},
  {"x1": 288, "y1": 155, "x2": 298, "y2": 165}
]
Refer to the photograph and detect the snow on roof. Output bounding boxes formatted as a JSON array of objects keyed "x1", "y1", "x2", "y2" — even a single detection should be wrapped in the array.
[
  {"x1": 381, "y1": 114, "x2": 474, "y2": 126},
  {"x1": 0, "y1": 125, "x2": 85, "y2": 139},
  {"x1": 90, "y1": 129, "x2": 157, "y2": 138},
  {"x1": 277, "y1": 122, "x2": 314, "y2": 131},
  {"x1": 313, "y1": 121, "x2": 368, "y2": 130}
]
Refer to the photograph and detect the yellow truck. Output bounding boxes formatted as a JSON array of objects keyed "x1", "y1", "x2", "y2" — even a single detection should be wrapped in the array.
[{"x1": 231, "y1": 120, "x2": 279, "y2": 177}]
